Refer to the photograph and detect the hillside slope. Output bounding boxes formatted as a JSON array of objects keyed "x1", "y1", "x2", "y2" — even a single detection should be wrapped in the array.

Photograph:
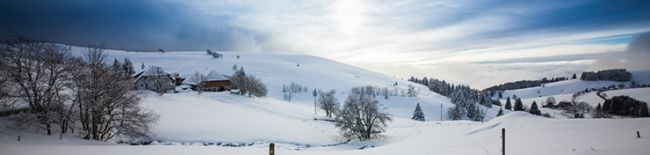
[{"x1": 64, "y1": 48, "x2": 463, "y2": 145}]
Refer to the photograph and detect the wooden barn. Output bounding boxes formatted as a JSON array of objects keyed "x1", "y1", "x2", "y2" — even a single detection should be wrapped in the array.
[{"x1": 197, "y1": 70, "x2": 231, "y2": 92}]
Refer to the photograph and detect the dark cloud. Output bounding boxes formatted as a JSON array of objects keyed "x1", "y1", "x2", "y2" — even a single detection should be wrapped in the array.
[
  {"x1": 0, "y1": 0, "x2": 264, "y2": 51},
  {"x1": 464, "y1": 0, "x2": 650, "y2": 43},
  {"x1": 626, "y1": 32, "x2": 650, "y2": 53}
]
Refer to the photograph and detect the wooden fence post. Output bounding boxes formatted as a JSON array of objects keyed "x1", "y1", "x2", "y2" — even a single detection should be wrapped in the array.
[
  {"x1": 269, "y1": 143, "x2": 275, "y2": 155},
  {"x1": 502, "y1": 128, "x2": 506, "y2": 155}
]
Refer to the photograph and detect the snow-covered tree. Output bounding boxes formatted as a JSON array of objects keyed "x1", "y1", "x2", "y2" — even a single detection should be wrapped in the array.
[
  {"x1": 150, "y1": 67, "x2": 172, "y2": 96},
  {"x1": 71, "y1": 46, "x2": 158, "y2": 141},
  {"x1": 406, "y1": 85, "x2": 418, "y2": 97},
  {"x1": 1, "y1": 37, "x2": 73, "y2": 135},
  {"x1": 411, "y1": 103, "x2": 425, "y2": 121},
  {"x1": 188, "y1": 71, "x2": 207, "y2": 94},
  {"x1": 122, "y1": 58, "x2": 135, "y2": 75},
  {"x1": 497, "y1": 108, "x2": 504, "y2": 117},
  {"x1": 335, "y1": 94, "x2": 391, "y2": 140},
  {"x1": 230, "y1": 67, "x2": 267, "y2": 97},
  {"x1": 112, "y1": 59, "x2": 122, "y2": 72}
]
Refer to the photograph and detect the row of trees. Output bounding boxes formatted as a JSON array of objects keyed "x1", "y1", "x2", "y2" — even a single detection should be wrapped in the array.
[
  {"x1": 580, "y1": 69, "x2": 631, "y2": 82},
  {"x1": 409, "y1": 77, "x2": 489, "y2": 121},
  {"x1": 282, "y1": 82, "x2": 308, "y2": 102},
  {"x1": 0, "y1": 37, "x2": 157, "y2": 142},
  {"x1": 206, "y1": 49, "x2": 223, "y2": 58}
]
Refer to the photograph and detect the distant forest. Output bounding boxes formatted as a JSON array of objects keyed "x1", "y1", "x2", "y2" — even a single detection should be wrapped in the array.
[
  {"x1": 482, "y1": 69, "x2": 632, "y2": 92},
  {"x1": 482, "y1": 76, "x2": 570, "y2": 92}
]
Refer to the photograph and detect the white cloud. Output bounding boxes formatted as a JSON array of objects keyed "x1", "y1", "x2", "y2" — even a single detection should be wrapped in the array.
[{"x1": 161, "y1": 0, "x2": 650, "y2": 88}]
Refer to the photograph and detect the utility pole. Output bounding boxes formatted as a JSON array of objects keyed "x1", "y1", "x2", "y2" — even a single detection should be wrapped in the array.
[
  {"x1": 440, "y1": 104, "x2": 443, "y2": 121},
  {"x1": 313, "y1": 89, "x2": 318, "y2": 116}
]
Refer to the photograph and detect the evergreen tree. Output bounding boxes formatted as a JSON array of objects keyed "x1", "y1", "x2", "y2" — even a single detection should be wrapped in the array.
[
  {"x1": 411, "y1": 103, "x2": 425, "y2": 121},
  {"x1": 122, "y1": 58, "x2": 135, "y2": 75},
  {"x1": 529, "y1": 101, "x2": 541, "y2": 115},
  {"x1": 514, "y1": 98, "x2": 524, "y2": 111},
  {"x1": 111, "y1": 59, "x2": 122, "y2": 72},
  {"x1": 592, "y1": 103, "x2": 605, "y2": 118},
  {"x1": 492, "y1": 99, "x2": 502, "y2": 106},
  {"x1": 505, "y1": 97, "x2": 512, "y2": 110},
  {"x1": 497, "y1": 108, "x2": 504, "y2": 117},
  {"x1": 572, "y1": 73, "x2": 577, "y2": 79}
]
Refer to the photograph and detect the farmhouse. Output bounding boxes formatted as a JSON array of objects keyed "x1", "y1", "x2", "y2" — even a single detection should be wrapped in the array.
[
  {"x1": 197, "y1": 70, "x2": 231, "y2": 92},
  {"x1": 133, "y1": 66, "x2": 175, "y2": 92}
]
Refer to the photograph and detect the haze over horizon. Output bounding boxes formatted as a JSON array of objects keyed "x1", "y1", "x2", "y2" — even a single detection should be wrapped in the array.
[{"x1": 2, "y1": 0, "x2": 649, "y2": 89}]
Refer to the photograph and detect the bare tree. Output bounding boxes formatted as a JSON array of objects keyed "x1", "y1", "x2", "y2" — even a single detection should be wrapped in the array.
[
  {"x1": 245, "y1": 75, "x2": 267, "y2": 97},
  {"x1": 318, "y1": 90, "x2": 338, "y2": 117},
  {"x1": 71, "y1": 46, "x2": 158, "y2": 141},
  {"x1": 188, "y1": 71, "x2": 207, "y2": 94},
  {"x1": 335, "y1": 94, "x2": 391, "y2": 140},
  {"x1": 150, "y1": 66, "x2": 172, "y2": 96},
  {"x1": 0, "y1": 36, "x2": 73, "y2": 135}
]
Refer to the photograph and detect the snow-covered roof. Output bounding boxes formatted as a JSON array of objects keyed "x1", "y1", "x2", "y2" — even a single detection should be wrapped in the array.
[
  {"x1": 206, "y1": 70, "x2": 228, "y2": 81},
  {"x1": 134, "y1": 66, "x2": 173, "y2": 81},
  {"x1": 140, "y1": 66, "x2": 170, "y2": 76}
]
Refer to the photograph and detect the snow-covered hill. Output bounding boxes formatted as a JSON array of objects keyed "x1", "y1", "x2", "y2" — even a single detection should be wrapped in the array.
[
  {"x1": 2, "y1": 47, "x2": 650, "y2": 155},
  {"x1": 501, "y1": 70, "x2": 650, "y2": 99},
  {"x1": 67, "y1": 48, "x2": 461, "y2": 145},
  {"x1": 495, "y1": 71, "x2": 650, "y2": 119}
]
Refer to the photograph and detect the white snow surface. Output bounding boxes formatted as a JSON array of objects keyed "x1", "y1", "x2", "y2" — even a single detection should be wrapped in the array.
[
  {"x1": 2, "y1": 48, "x2": 650, "y2": 155},
  {"x1": 2, "y1": 112, "x2": 649, "y2": 155}
]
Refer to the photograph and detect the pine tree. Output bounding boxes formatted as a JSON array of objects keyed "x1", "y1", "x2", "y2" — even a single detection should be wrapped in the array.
[
  {"x1": 111, "y1": 59, "x2": 122, "y2": 72},
  {"x1": 529, "y1": 101, "x2": 541, "y2": 115},
  {"x1": 122, "y1": 58, "x2": 135, "y2": 75},
  {"x1": 514, "y1": 98, "x2": 524, "y2": 111},
  {"x1": 572, "y1": 73, "x2": 577, "y2": 79},
  {"x1": 497, "y1": 108, "x2": 504, "y2": 117},
  {"x1": 412, "y1": 103, "x2": 425, "y2": 121},
  {"x1": 592, "y1": 103, "x2": 605, "y2": 118},
  {"x1": 505, "y1": 97, "x2": 512, "y2": 110}
]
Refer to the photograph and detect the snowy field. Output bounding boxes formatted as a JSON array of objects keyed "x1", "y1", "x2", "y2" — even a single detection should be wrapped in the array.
[
  {"x1": 2, "y1": 49, "x2": 650, "y2": 155},
  {"x1": 2, "y1": 112, "x2": 649, "y2": 155}
]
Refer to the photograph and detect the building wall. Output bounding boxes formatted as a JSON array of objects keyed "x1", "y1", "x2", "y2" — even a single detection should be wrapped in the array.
[
  {"x1": 200, "y1": 80, "x2": 231, "y2": 92},
  {"x1": 136, "y1": 75, "x2": 175, "y2": 92}
]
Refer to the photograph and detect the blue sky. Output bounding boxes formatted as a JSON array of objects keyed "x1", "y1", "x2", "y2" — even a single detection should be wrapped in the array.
[{"x1": 1, "y1": 0, "x2": 649, "y2": 88}]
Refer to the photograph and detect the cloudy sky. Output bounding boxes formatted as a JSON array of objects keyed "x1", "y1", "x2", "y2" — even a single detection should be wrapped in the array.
[{"x1": 1, "y1": 0, "x2": 649, "y2": 89}]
